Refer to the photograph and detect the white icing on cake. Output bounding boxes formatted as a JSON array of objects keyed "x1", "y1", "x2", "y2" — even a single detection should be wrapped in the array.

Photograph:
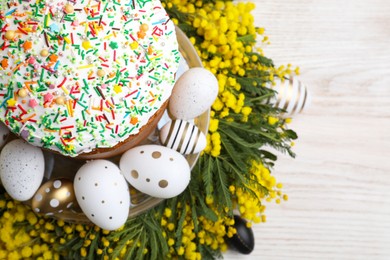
[{"x1": 0, "y1": 0, "x2": 180, "y2": 156}]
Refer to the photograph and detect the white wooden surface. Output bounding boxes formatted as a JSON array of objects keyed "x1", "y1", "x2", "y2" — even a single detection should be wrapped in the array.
[{"x1": 226, "y1": 0, "x2": 390, "y2": 259}]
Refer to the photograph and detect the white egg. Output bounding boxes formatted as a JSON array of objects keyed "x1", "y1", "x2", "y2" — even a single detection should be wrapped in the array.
[
  {"x1": 267, "y1": 77, "x2": 311, "y2": 117},
  {"x1": 160, "y1": 120, "x2": 206, "y2": 155},
  {"x1": 74, "y1": 160, "x2": 130, "y2": 231},
  {"x1": 0, "y1": 122, "x2": 10, "y2": 148},
  {"x1": 0, "y1": 139, "x2": 44, "y2": 201},
  {"x1": 169, "y1": 67, "x2": 218, "y2": 120},
  {"x1": 120, "y1": 145, "x2": 191, "y2": 199}
]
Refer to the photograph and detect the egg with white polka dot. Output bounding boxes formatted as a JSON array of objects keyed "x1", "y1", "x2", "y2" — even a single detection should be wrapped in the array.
[
  {"x1": 119, "y1": 145, "x2": 191, "y2": 199},
  {"x1": 0, "y1": 139, "x2": 44, "y2": 201},
  {"x1": 74, "y1": 160, "x2": 130, "y2": 231},
  {"x1": 32, "y1": 178, "x2": 76, "y2": 215}
]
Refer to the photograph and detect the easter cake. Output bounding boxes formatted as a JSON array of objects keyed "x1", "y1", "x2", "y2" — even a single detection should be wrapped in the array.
[
  {"x1": 0, "y1": 22, "x2": 220, "y2": 230},
  {"x1": 0, "y1": 0, "x2": 180, "y2": 158}
]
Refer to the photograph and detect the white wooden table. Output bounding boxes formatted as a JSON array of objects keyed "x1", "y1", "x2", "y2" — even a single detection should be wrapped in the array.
[{"x1": 226, "y1": 0, "x2": 390, "y2": 259}]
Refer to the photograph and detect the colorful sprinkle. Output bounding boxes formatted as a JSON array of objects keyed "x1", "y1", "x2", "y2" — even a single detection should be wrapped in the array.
[{"x1": 0, "y1": 0, "x2": 180, "y2": 157}]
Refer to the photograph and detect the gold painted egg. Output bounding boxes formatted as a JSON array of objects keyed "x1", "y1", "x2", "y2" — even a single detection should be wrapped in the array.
[{"x1": 32, "y1": 178, "x2": 76, "y2": 215}]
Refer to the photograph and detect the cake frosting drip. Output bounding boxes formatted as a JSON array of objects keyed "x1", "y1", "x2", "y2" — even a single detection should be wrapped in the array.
[{"x1": 0, "y1": 0, "x2": 180, "y2": 156}]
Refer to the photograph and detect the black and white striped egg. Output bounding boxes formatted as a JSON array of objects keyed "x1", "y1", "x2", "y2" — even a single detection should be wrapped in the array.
[
  {"x1": 159, "y1": 120, "x2": 206, "y2": 155},
  {"x1": 267, "y1": 77, "x2": 311, "y2": 117}
]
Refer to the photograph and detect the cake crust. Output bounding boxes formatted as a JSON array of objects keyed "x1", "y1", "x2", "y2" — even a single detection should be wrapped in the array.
[{"x1": 76, "y1": 101, "x2": 168, "y2": 159}]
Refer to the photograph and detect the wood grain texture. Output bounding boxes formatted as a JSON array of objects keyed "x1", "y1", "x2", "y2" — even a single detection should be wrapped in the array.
[{"x1": 225, "y1": 0, "x2": 390, "y2": 259}]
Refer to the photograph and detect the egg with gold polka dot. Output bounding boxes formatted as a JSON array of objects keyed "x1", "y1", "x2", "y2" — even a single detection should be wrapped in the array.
[
  {"x1": 32, "y1": 178, "x2": 76, "y2": 215},
  {"x1": 74, "y1": 160, "x2": 130, "y2": 231},
  {"x1": 120, "y1": 145, "x2": 191, "y2": 199}
]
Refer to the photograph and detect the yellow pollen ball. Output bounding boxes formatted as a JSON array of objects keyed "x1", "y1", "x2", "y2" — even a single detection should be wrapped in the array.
[
  {"x1": 55, "y1": 96, "x2": 65, "y2": 105},
  {"x1": 64, "y1": 4, "x2": 74, "y2": 14},
  {"x1": 97, "y1": 69, "x2": 105, "y2": 77},
  {"x1": 140, "y1": 23, "x2": 149, "y2": 32},
  {"x1": 40, "y1": 49, "x2": 49, "y2": 57},
  {"x1": 18, "y1": 89, "x2": 28, "y2": 98},
  {"x1": 5, "y1": 30, "x2": 15, "y2": 41}
]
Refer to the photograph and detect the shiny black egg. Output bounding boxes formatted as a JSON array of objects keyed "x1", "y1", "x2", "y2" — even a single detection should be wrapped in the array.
[{"x1": 226, "y1": 215, "x2": 255, "y2": 254}]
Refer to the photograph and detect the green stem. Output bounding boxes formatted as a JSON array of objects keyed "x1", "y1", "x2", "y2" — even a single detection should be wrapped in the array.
[
  {"x1": 248, "y1": 92, "x2": 275, "y2": 103},
  {"x1": 219, "y1": 120, "x2": 280, "y2": 142}
]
